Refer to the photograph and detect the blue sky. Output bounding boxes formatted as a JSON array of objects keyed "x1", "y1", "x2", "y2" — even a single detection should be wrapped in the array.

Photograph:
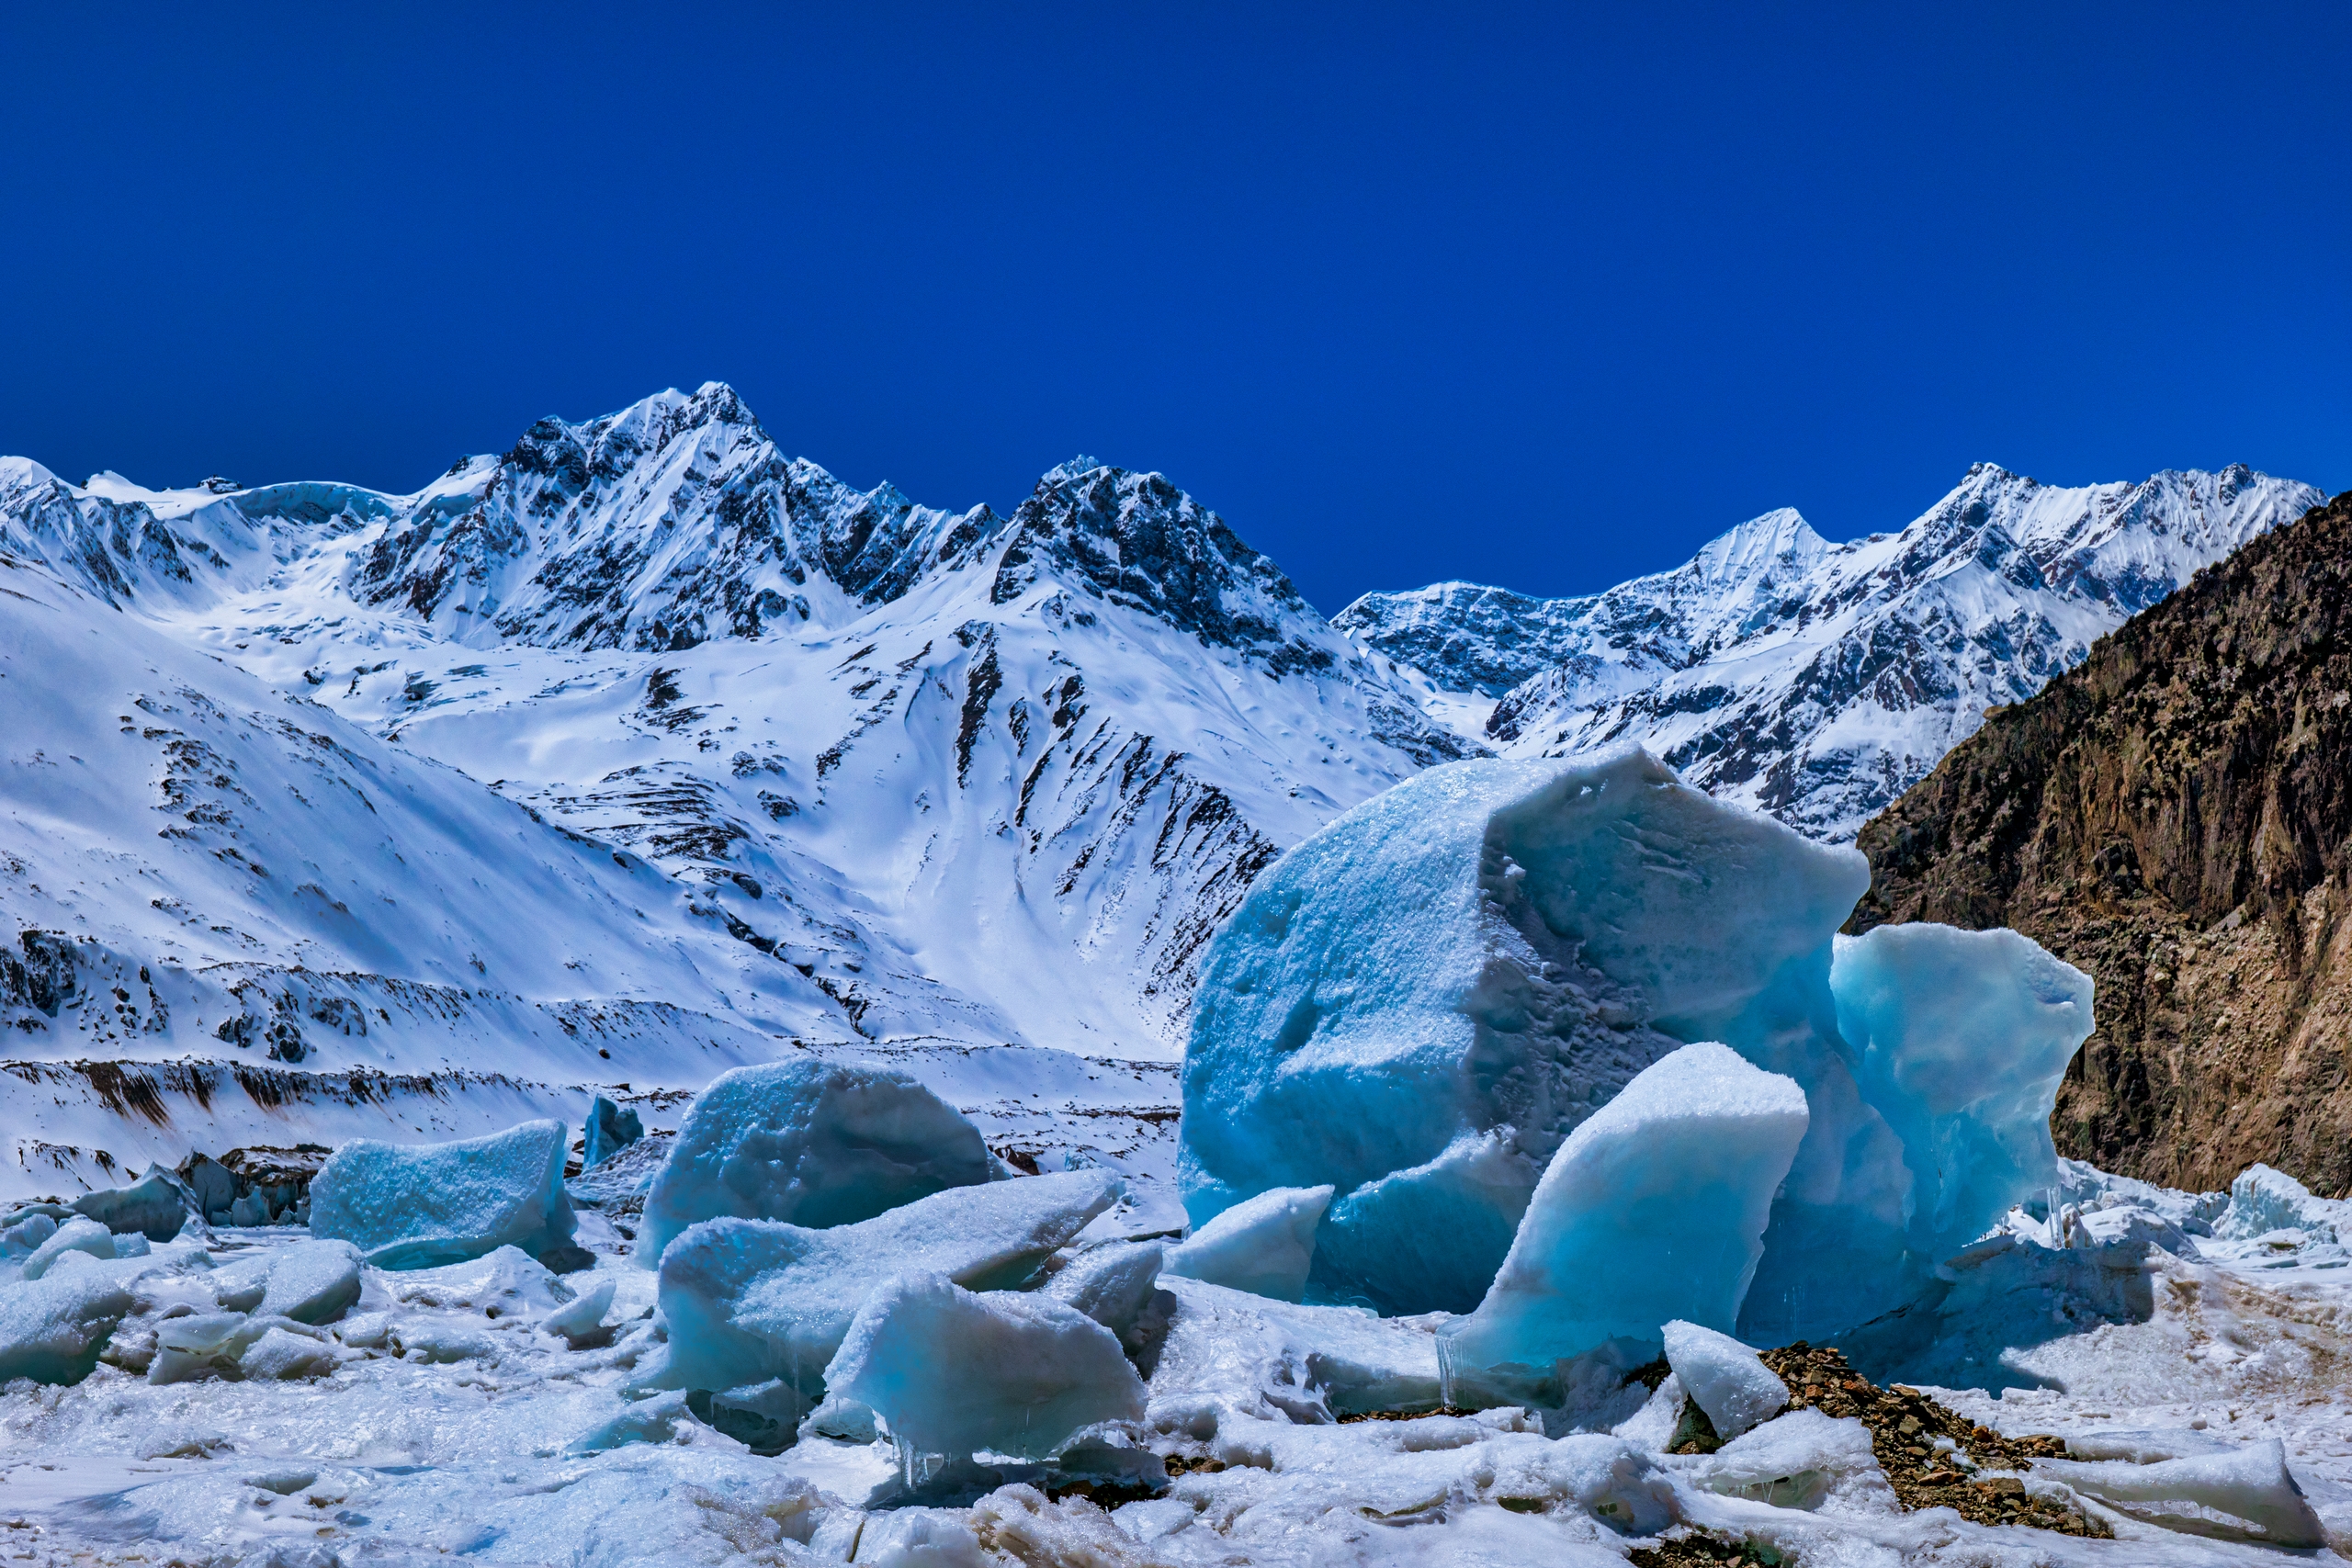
[{"x1": 3, "y1": 4, "x2": 2346, "y2": 611}]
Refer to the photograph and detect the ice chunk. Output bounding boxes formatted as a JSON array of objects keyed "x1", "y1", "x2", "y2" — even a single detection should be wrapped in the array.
[
  {"x1": 71, "y1": 1165, "x2": 196, "y2": 1241},
  {"x1": 542, "y1": 1275, "x2": 616, "y2": 1346},
  {"x1": 1, "y1": 1212, "x2": 57, "y2": 1257},
  {"x1": 825, "y1": 1272, "x2": 1145, "y2": 1460},
  {"x1": 567, "y1": 1389, "x2": 704, "y2": 1454},
  {"x1": 22, "y1": 1215, "x2": 116, "y2": 1279},
  {"x1": 1044, "y1": 1240, "x2": 1164, "y2": 1338},
  {"x1": 1481, "y1": 1435, "x2": 1679, "y2": 1534},
  {"x1": 1759, "y1": 923, "x2": 2092, "y2": 1331},
  {"x1": 582, "y1": 1094, "x2": 644, "y2": 1168},
  {"x1": 1681, "y1": 1406, "x2": 1884, "y2": 1512},
  {"x1": 2038, "y1": 1438, "x2": 2325, "y2": 1547},
  {"x1": 854, "y1": 1509, "x2": 993, "y2": 1568},
  {"x1": 1438, "y1": 1043, "x2": 1806, "y2": 1394},
  {"x1": 253, "y1": 1240, "x2": 363, "y2": 1325},
  {"x1": 309, "y1": 1120, "x2": 577, "y2": 1269},
  {"x1": 2217, "y1": 1162, "x2": 2349, "y2": 1243},
  {"x1": 638, "y1": 1060, "x2": 992, "y2": 1267},
  {"x1": 1182, "y1": 750, "x2": 1867, "y2": 1314},
  {"x1": 1661, "y1": 1320, "x2": 1787, "y2": 1440},
  {"x1": 380, "y1": 1245, "x2": 573, "y2": 1317},
  {"x1": 238, "y1": 1325, "x2": 341, "y2": 1380},
  {"x1": 0, "y1": 1269, "x2": 134, "y2": 1383},
  {"x1": 1163, "y1": 1185, "x2": 1332, "y2": 1303},
  {"x1": 655, "y1": 1170, "x2": 1120, "y2": 1395}
]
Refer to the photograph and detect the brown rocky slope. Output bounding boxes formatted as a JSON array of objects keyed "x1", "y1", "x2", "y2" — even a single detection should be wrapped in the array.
[{"x1": 1847, "y1": 488, "x2": 2352, "y2": 1197}]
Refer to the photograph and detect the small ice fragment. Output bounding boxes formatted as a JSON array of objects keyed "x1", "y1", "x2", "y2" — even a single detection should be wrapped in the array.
[
  {"x1": 2038, "y1": 1438, "x2": 2325, "y2": 1547},
  {"x1": 309, "y1": 1120, "x2": 577, "y2": 1269},
  {"x1": 256, "y1": 1240, "x2": 364, "y2": 1325},
  {"x1": 1662, "y1": 1320, "x2": 1788, "y2": 1439},
  {"x1": 22, "y1": 1216, "x2": 115, "y2": 1280},
  {"x1": 1683, "y1": 1406, "x2": 1882, "y2": 1511},
  {"x1": 824, "y1": 1272, "x2": 1146, "y2": 1461},
  {"x1": 582, "y1": 1094, "x2": 644, "y2": 1168},
  {"x1": 1044, "y1": 1240, "x2": 1164, "y2": 1337},
  {"x1": 542, "y1": 1275, "x2": 616, "y2": 1346},
  {"x1": 1482, "y1": 1434, "x2": 1679, "y2": 1533},
  {"x1": 1163, "y1": 1185, "x2": 1332, "y2": 1303},
  {"x1": 239, "y1": 1325, "x2": 340, "y2": 1380}
]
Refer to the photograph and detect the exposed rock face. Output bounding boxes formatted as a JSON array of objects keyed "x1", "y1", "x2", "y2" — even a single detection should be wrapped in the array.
[{"x1": 1848, "y1": 491, "x2": 2352, "y2": 1196}]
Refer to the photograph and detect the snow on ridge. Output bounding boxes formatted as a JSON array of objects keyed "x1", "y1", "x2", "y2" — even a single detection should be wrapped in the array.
[
  {"x1": 0, "y1": 386, "x2": 1474, "y2": 1189},
  {"x1": 1340, "y1": 459, "x2": 2324, "y2": 840}
]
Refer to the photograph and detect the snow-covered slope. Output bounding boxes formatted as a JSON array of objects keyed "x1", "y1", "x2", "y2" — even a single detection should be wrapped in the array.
[
  {"x1": 1337, "y1": 463, "x2": 2323, "y2": 839},
  {"x1": 0, "y1": 387, "x2": 1471, "y2": 1197}
]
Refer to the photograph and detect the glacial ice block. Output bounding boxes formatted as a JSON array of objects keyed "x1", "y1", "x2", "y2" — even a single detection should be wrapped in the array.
[
  {"x1": 1438, "y1": 1043, "x2": 1806, "y2": 1392},
  {"x1": 1162, "y1": 1184, "x2": 1332, "y2": 1303},
  {"x1": 309, "y1": 1120, "x2": 577, "y2": 1269},
  {"x1": 1662, "y1": 1320, "x2": 1787, "y2": 1439},
  {"x1": 1044, "y1": 1240, "x2": 1165, "y2": 1339},
  {"x1": 71, "y1": 1165, "x2": 195, "y2": 1242},
  {"x1": 21, "y1": 1216, "x2": 115, "y2": 1280},
  {"x1": 654, "y1": 1169, "x2": 1121, "y2": 1395},
  {"x1": 825, "y1": 1272, "x2": 1146, "y2": 1460},
  {"x1": 0, "y1": 1269, "x2": 134, "y2": 1383},
  {"x1": 1737, "y1": 922, "x2": 2093, "y2": 1341},
  {"x1": 638, "y1": 1059, "x2": 991, "y2": 1266},
  {"x1": 582, "y1": 1095, "x2": 644, "y2": 1168},
  {"x1": 1182, "y1": 750, "x2": 1865, "y2": 1314},
  {"x1": 2038, "y1": 1438, "x2": 2324, "y2": 1548}
]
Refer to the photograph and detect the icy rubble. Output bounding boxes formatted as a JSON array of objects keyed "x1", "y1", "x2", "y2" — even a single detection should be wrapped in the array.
[{"x1": 638, "y1": 1059, "x2": 995, "y2": 1266}]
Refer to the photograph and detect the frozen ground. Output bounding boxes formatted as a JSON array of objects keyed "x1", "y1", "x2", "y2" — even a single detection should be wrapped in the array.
[{"x1": 2, "y1": 1166, "x2": 2346, "y2": 1568}]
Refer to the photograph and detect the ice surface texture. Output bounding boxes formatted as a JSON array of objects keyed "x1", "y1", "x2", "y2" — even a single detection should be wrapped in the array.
[
  {"x1": 637, "y1": 1060, "x2": 992, "y2": 1267},
  {"x1": 1439, "y1": 1043, "x2": 1806, "y2": 1387},
  {"x1": 654, "y1": 1170, "x2": 1121, "y2": 1396},
  {"x1": 308, "y1": 1120, "x2": 576, "y2": 1269},
  {"x1": 1163, "y1": 1184, "x2": 1332, "y2": 1302},
  {"x1": 1184, "y1": 748, "x2": 2095, "y2": 1340},
  {"x1": 826, "y1": 1271, "x2": 1146, "y2": 1459},
  {"x1": 1182, "y1": 750, "x2": 1867, "y2": 1314}
]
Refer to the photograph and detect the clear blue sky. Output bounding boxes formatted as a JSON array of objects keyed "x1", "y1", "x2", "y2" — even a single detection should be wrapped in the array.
[{"x1": 3, "y1": 5, "x2": 2346, "y2": 612}]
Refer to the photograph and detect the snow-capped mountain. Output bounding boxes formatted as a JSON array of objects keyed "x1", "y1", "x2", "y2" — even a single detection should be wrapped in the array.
[
  {"x1": 0, "y1": 386, "x2": 1472, "y2": 1198},
  {"x1": 1337, "y1": 463, "x2": 2324, "y2": 840}
]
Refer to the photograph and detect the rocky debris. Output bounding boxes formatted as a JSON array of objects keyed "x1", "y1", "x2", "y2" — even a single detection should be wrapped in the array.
[
  {"x1": 1849, "y1": 488, "x2": 2352, "y2": 1194},
  {"x1": 1626, "y1": 1534, "x2": 1784, "y2": 1567},
  {"x1": 1757, "y1": 1343, "x2": 2104, "y2": 1535}
]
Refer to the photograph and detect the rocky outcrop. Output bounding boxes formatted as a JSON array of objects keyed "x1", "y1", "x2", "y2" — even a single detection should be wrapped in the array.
[{"x1": 1848, "y1": 491, "x2": 2352, "y2": 1196}]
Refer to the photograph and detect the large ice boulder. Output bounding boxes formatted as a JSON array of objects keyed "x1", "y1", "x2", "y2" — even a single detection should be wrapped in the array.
[
  {"x1": 826, "y1": 1272, "x2": 1147, "y2": 1460},
  {"x1": 0, "y1": 1269, "x2": 135, "y2": 1383},
  {"x1": 654, "y1": 1170, "x2": 1121, "y2": 1396},
  {"x1": 1182, "y1": 750, "x2": 1867, "y2": 1314},
  {"x1": 1162, "y1": 1184, "x2": 1332, "y2": 1303},
  {"x1": 1438, "y1": 1043, "x2": 1807, "y2": 1399},
  {"x1": 309, "y1": 1120, "x2": 577, "y2": 1269},
  {"x1": 638, "y1": 1060, "x2": 992, "y2": 1266},
  {"x1": 21, "y1": 1216, "x2": 118, "y2": 1280},
  {"x1": 1736, "y1": 923, "x2": 2093, "y2": 1342}
]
